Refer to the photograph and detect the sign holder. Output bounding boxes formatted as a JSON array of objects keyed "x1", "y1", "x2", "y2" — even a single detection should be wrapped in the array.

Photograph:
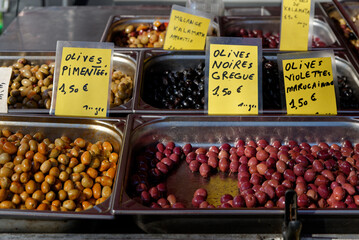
[
  {"x1": 205, "y1": 37, "x2": 262, "y2": 115},
  {"x1": 50, "y1": 41, "x2": 114, "y2": 117}
]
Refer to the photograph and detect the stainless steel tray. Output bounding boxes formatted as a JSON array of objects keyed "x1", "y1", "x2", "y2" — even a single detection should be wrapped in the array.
[
  {"x1": 134, "y1": 50, "x2": 359, "y2": 114},
  {"x1": 113, "y1": 115, "x2": 359, "y2": 233},
  {"x1": 0, "y1": 51, "x2": 137, "y2": 115},
  {"x1": 220, "y1": 16, "x2": 343, "y2": 50},
  {"x1": 0, "y1": 114, "x2": 125, "y2": 220},
  {"x1": 101, "y1": 15, "x2": 220, "y2": 49}
]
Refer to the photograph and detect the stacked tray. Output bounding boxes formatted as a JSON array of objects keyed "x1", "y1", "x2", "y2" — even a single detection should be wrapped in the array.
[
  {"x1": 0, "y1": 51, "x2": 138, "y2": 115},
  {"x1": 0, "y1": 115, "x2": 125, "y2": 231},
  {"x1": 3, "y1": 3, "x2": 359, "y2": 234},
  {"x1": 114, "y1": 115, "x2": 359, "y2": 233}
]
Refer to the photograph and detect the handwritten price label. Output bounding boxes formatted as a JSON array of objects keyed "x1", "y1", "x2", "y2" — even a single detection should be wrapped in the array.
[
  {"x1": 54, "y1": 46, "x2": 112, "y2": 117},
  {"x1": 207, "y1": 42, "x2": 259, "y2": 115},
  {"x1": 163, "y1": 5, "x2": 211, "y2": 50},
  {"x1": 0, "y1": 68, "x2": 12, "y2": 113},
  {"x1": 280, "y1": 0, "x2": 312, "y2": 51},
  {"x1": 282, "y1": 56, "x2": 337, "y2": 115}
]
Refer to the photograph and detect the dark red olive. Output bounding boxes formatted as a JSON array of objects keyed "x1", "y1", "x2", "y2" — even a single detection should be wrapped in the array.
[
  {"x1": 240, "y1": 182, "x2": 253, "y2": 192},
  {"x1": 255, "y1": 191, "x2": 268, "y2": 205},
  {"x1": 221, "y1": 194, "x2": 233, "y2": 203},
  {"x1": 297, "y1": 194, "x2": 309, "y2": 207},
  {"x1": 233, "y1": 195, "x2": 246, "y2": 207},
  {"x1": 156, "y1": 151, "x2": 164, "y2": 160},
  {"x1": 283, "y1": 169, "x2": 296, "y2": 182},
  {"x1": 156, "y1": 183, "x2": 166, "y2": 193},
  {"x1": 282, "y1": 179, "x2": 293, "y2": 189},
  {"x1": 182, "y1": 143, "x2": 192, "y2": 155},
  {"x1": 318, "y1": 184, "x2": 330, "y2": 199},
  {"x1": 236, "y1": 146, "x2": 245, "y2": 156},
  {"x1": 172, "y1": 146, "x2": 181, "y2": 155},
  {"x1": 256, "y1": 150, "x2": 269, "y2": 161},
  {"x1": 189, "y1": 160, "x2": 200, "y2": 172},
  {"x1": 194, "y1": 188, "x2": 207, "y2": 198},
  {"x1": 186, "y1": 152, "x2": 196, "y2": 164},
  {"x1": 257, "y1": 139, "x2": 269, "y2": 148},
  {"x1": 339, "y1": 160, "x2": 351, "y2": 176},
  {"x1": 220, "y1": 203, "x2": 232, "y2": 208},
  {"x1": 239, "y1": 155, "x2": 248, "y2": 164},
  {"x1": 252, "y1": 184, "x2": 261, "y2": 193},
  {"x1": 157, "y1": 198, "x2": 168, "y2": 207},
  {"x1": 304, "y1": 169, "x2": 316, "y2": 183},
  {"x1": 157, "y1": 143, "x2": 165, "y2": 153},
  {"x1": 271, "y1": 171, "x2": 283, "y2": 182},
  {"x1": 277, "y1": 196, "x2": 286, "y2": 208},
  {"x1": 265, "y1": 200, "x2": 275, "y2": 208},
  {"x1": 314, "y1": 175, "x2": 329, "y2": 186},
  {"x1": 209, "y1": 145, "x2": 219, "y2": 153},
  {"x1": 161, "y1": 157, "x2": 173, "y2": 169},
  {"x1": 230, "y1": 160, "x2": 239, "y2": 173},
  {"x1": 149, "y1": 187, "x2": 159, "y2": 200},
  {"x1": 166, "y1": 142, "x2": 175, "y2": 150},
  {"x1": 272, "y1": 140, "x2": 281, "y2": 149},
  {"x1": 261, "y1": 184, "x2": 275, "y2": 199},
  {"x1": 276, "y1": 185, "x2": 287, "y2": 198},
  {"x1": 150, "y1": 202, "x2": 161, "y2": 208},
  {"x1": 295, "y1": 182, "x2": 307, "y2": 195},
  {"x1": 293, "y1": 164, "x2": 306, "y2": 176},
  {"x1": 235, "y1": 140, "x2": 245, "y2": 148},
  {"x1": 163, "y1": 149, "x2": 172, "y2": 158},
  {"x1": 208, "y1": 156, "x2": 218, "y2": 169},
  {"x1": 199, "y1": 201, "x2": 209, "y2": 208},
  {"x1": 244, "y1": 146, "x2": 256, "y2": 158},
  {"x1": 199, "y1": 163, "x2": 211, "y2": 178},
  {"x1": 300, "y1": 142, "x2": 311, "y2": 151},
  {"x1": 264, "y1": 168, "x2": 275, "y2": 180},
  {"x1": 266, "y1": 157, "x2": 276, "y2": 168},
  {"x1": 250, "y1": 173, "x2": 262, "y2": 186},
  {"x1": 141, "y1": 191, "x2": 151, "y2": 204},
  {"x1": 196, "y1": 154, "x2": 208, "y2": 164},
  {"x1": 313, "y1": 160, "x2": 324, "y2": 172},
  {"x1": 156, "y1": 162, "x2": 168, "y2": 174},
  {"x1": 220, "y1": 143, "x2": 231, "y2": 152},
  {"x1": 192, "y1": 195, "x2": 205, "y2": 207},
  {"x1": 219, "y1": 158, "x2": 229, "y2": 172},
  {"x1": 169, "y1": 153, "x2": 180, "y2": 164},
  {"x1": 229, "y1": 154, "x2": 238, "y2": 162},
  {"x1": 324, "y1": 159, "x2": 336, "y2": 171},
  {"x1": 172, "y1": 203, "x2": 185, "y2": 208},
  {"x1": 342, "y1": 140, "x2": 353, "y2": 149},
  {"x1": 245, "y1": 194, "x2": 257, "y2": 208}
]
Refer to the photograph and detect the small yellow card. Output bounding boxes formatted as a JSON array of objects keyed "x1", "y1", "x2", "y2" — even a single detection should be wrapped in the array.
[
  {"x1": 280, "y1": 0, "x2": 312, "y2": 51},
  {"x1": 208, "y1": 44, "x2": 258, "y2": 115},
  {"x1": 283, "y1": 57, "x2": 337, "y2": 115},
  {"x1": 163, "y1": 7, "x2": 211, "y2": 50},
  {"x1": 55, "y1": 47, "x2": 112, "y2": 117}
]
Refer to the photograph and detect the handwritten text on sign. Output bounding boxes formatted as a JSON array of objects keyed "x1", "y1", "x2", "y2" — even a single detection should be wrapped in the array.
[
  {"x1": 208, "y1": 44, "x2": 258, "y2": 115},
  {"x1": 283, "y1": 57, "x2": 337, "y2": 115},
  {"x1": 55, "y1": 47, "x2": 112, "y2": 117},
  {"x1": 280, "y1": 0, "x2": 312, "y2": 51},
  {"x1": 163, "y1": 9, "x2": 211, "y2": 50},
  {"x1": 0, "y1": 68, "x2": 12, "y2": 113}
]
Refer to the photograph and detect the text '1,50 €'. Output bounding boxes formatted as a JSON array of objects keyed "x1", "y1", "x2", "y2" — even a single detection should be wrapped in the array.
[
  {"x1": 53, "y1": 43, "x2": 113, "y2": 118},
  {"x1": 206, "y1": 37, "x2": 261, "y2": 115}
]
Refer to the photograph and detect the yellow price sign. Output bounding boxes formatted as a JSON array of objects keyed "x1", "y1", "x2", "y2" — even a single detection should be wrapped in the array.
[
  {"x1": 54, "y1": 47, "x2": 112, "y2": 117},
  {"x1": 208, "y1": 43, "x2": 259, "y2": 115},
  {"x1": 163, "y1": 5, "x2": 211, "y2": 50},
  {"x1": 283, "y1": 57, "x2": 337, "y2": 115},
  {"x1": 280, "y1": 0, "x2": 313, "y2": 51}
]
